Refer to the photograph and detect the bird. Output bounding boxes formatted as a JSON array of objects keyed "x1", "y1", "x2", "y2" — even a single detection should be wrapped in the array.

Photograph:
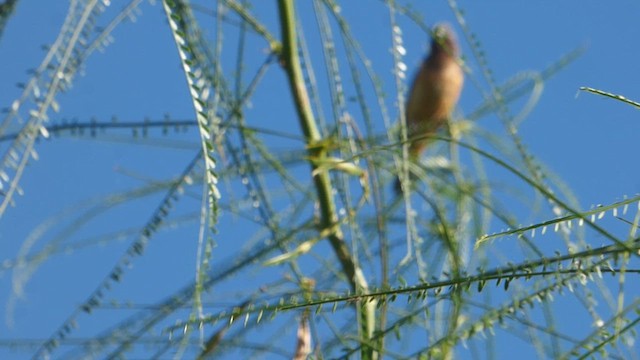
[{"x1": 395, "y1": 23, "x2": 464, "y2": 194}]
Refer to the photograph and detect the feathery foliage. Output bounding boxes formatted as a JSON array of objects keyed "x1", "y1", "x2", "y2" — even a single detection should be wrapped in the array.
[{"x1": 0, "y1": 1, "x2": 638, "y2": 359}]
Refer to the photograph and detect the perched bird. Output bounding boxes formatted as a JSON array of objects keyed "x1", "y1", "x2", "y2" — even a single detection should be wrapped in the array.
[{"x1": 395, "y1": 23, "x2": 464, "y2": 193}]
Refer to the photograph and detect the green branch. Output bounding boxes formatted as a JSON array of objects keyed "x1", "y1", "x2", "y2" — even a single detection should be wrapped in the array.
[
  {"x1": 276, "y1": 0, "x2": 376, "y2": 357},
  {"x1": 580, "y1": 86, "x2": 640, "y2": 109}
]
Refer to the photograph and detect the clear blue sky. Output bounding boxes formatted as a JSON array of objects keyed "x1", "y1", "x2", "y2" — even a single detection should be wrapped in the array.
[{"x1": 1, "y1": 1, "x2": 639, "y2": 359}]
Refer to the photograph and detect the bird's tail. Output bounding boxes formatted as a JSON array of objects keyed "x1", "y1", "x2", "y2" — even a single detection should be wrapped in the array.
[
  {"x1": 394, "y1": 176, "x2": 404, "y2": 195},
  {"x1": 395, "y1": 172, "x2": 417, "y2": 195},
  {"x1": 394, "y1": 151, "x2": 418, "y2": 195}
]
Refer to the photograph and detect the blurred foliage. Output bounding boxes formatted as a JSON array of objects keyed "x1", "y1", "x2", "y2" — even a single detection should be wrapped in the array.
[{"x1": 1, "y1": 0, "x2": 639, "y2": 359}]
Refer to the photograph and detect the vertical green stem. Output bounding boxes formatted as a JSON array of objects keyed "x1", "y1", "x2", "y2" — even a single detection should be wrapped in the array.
[{"x1": 276, "y1": 1, "x2": 376, "y2": 358}]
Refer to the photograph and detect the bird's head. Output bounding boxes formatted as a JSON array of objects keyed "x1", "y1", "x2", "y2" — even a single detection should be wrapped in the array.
[{"x1": 430, "y1": 23, "x2": 459, "y2": 58}]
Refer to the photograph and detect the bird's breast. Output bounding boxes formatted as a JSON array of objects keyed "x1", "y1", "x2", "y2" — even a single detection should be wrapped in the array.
[{"x1": 406, "y1": 59, "x2": 463, "y2": 133}]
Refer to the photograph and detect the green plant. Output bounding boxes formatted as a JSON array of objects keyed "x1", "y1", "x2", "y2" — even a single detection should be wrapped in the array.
[{"x1": 1, "y1": 1, "x2": 638, "y2": 359}]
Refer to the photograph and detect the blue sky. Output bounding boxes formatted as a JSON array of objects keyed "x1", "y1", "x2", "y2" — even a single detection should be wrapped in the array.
[{"x1": 1, "y1": 1, "x2": 639, "y2": 359}]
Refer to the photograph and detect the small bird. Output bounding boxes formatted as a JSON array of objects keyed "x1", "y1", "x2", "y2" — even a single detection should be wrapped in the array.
[{"x1": 395, "y1": 23, "x2": 464, "y2": 193}]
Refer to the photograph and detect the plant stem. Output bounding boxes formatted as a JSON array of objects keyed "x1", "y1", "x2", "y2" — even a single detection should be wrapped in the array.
[{"x1": 276, "y1": 1, "x2": 376, "y2": 358}]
